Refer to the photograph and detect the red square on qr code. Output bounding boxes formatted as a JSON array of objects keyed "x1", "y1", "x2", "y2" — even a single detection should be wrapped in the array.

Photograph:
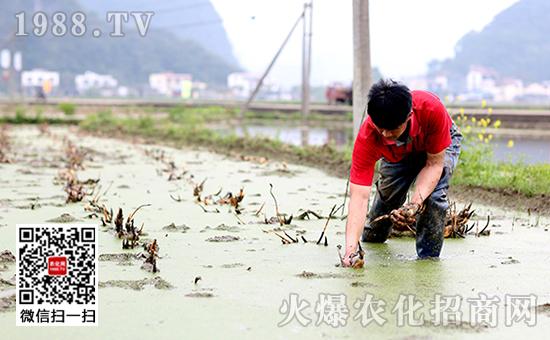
[{"x1": 47, "y1": 256, "x2": 67, "y2": 276}]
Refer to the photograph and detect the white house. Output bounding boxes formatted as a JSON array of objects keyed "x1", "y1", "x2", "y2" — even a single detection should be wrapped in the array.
[
  {"x1": 75, "y1": 71, "x2": 118, "y2": 94},
  {"x1": 524, "y1": 82, "x2": 550, "y2": 97},
  {"x1": 466, "y1": 65, "x2": 497, "y2": 92},
  {"x1": 402, "y1": 75, "x2": 429, "y2": 91},
  {"x1": 149, "y1": 72, "x2": 192, "y2": 97},
  {"x1": 21, "y1": 69, "x2": 60, "y2": 88},
  {"x1": 493, "y1": 78, "x2": 524, "y2": 102},
  {"x1": 227, "y1": 72, "x2": 260, "y2": 98}
]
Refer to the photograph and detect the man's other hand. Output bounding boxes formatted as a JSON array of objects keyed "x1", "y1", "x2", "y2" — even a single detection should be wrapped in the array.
[{"x1": 390, "y1": 203, "x2": 421, "y2": 229}]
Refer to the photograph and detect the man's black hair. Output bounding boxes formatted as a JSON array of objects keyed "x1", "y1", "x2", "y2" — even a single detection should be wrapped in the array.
[{"x1": 367, "y1": 79, "x2": 412, "y2": 130}]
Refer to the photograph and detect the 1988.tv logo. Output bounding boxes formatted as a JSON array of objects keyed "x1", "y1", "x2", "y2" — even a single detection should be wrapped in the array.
[{"x1": 14, "y1": 11, "x2": 154, "y2": 38}]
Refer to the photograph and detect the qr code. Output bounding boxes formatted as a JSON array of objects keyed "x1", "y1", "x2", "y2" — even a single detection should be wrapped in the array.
[{"x1": 16, "y1": 224, "x2": 98, "y2": 326}]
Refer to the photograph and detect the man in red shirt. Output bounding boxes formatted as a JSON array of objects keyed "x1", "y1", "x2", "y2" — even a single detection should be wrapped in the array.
[{"x1": 342, "y1": 79, "x2": 462, "y2": 266}]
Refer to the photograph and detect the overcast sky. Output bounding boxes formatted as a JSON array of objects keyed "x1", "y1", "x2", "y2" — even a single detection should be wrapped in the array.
[{"x1": 211, "y1": 0, "x2": 519, "y2": 86}]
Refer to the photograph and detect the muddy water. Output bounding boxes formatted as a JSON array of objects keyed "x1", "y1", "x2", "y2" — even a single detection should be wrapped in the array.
[{"x1": 0, "y1": 126, "x2": 549, "y2": 339}]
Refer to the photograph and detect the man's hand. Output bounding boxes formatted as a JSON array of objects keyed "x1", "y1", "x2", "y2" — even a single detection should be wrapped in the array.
[
  {"x1": 342, "y1": 251, "x2": 353, "y2": 267},
  {"x1": 390, "y1": 202, "x2": 421, "y2": 229},
  {"x1": 343, "y1": 183, "x2": 371, "y2": 268},
  {"x1": 341, "y1": 247, "x2": 365, "y2": 269}
]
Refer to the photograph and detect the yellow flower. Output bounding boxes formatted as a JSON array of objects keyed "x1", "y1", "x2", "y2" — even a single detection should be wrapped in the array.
[
  {"x1": 460, "y1": 108, "x2": 465, "y2": 115},
  {"x1": 488, "y1": 107, "x2": 493, "y2": 114},
  {"x1": 493, "y1": 120, "x2": 501, "y2": 128},
  {"x1": 478, "y1": 134, "x2": 484, "y2": 141},
  {"x1": 471, "y1": 117, "x2": 476, "y2": 123},
  {"x1": 481, "y1": 99, "x2": 487, "y2": 108},
  {"x1": 507, "y1": 140, "x2": 514, "y2": 148},
  {"x1": 484, "y1": 138, "x2": 489, "y2": 143},
  {"x1": 488, "y1": 134, "x2": 493, "y2": 140}
]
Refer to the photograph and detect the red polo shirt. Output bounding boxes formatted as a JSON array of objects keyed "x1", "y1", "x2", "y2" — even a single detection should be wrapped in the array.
[{"x1": 350, "y1": 90, "x2": 452, "y2": 186}]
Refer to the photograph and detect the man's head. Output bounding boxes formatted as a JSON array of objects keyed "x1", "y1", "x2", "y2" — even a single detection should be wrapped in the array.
[{"x1": 367, "y1": 79, "x2": 412, "y2": 141}]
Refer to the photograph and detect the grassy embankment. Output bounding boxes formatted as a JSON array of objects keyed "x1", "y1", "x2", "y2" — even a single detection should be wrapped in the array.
[
  {"x1": 0, "y1": 105, "x2": 80, "y2": 125},
  {"x1": 3, "y1": 104, "x2": 550, "y2": 209}
]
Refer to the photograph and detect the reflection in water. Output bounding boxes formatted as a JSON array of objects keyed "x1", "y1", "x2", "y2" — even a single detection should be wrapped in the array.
[
  {"x1": 232, "y1": 125, "x2": 352, "y2": 148},
  {"x1": 300, "y1": 127, "x2": 309, "y2": 147},
  {"x1": 222, "y1": 125, "x2": 550, "y2": 164},
  {"x1": 491, "y1": 138, "x2": 550, "y2": 164}
]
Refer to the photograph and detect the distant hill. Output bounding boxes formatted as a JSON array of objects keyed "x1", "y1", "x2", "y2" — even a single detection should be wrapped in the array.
[
  {"x1": 79, "y1": 0, "x2": 240, "y2": 68},
  {"x1": 429, "y1": 0, "x2": 550, "y2": 89},
  {"x1": 0, "y1": 0, "x2": 238, "y2": 91}
]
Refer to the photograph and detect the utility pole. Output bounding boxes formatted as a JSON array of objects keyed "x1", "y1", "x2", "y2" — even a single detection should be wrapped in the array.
[
  {"x1": 301, "y1": 1, "x2": 313, "y2": 119},
  {"x1": 13, "y1": 51, "x2": 22, "y2": 98},
  {"x1": 301, "y1": 1, "x2": 313, "y2": 146},
  {"x1": 352, "y1": 0, "x2": 372, "y2": 138}
]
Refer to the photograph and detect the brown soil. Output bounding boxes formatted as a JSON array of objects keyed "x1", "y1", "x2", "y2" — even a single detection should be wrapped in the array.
[{"x1": 449, "y1": 185, "x2": 550, "y2": 215}]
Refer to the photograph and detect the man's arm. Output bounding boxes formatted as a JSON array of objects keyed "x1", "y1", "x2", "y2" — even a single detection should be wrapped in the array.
[
  {"x1": 410, "y1": 95, "x2": 450, "y2": 206},
  {"x1": 343, "y1": 183, "x2": 371, "y2": 266},
  {"x1": 410, "y1": 150, "x2": 445, "y2": 205},
  {"x1": 390, "y1": 150, "x2": 445, "y2": 227}
]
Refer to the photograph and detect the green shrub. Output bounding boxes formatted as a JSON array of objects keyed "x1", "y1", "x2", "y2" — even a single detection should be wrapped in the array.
[
  {"x1": 59, "y1": 102, "x2": 76, "y2": 116},
  {"x1": 80, "y1": 110, "x2": 115, "y2": 130},
  {"x1": 15, "y1": 107, "x2": 26, "y2": 123},
  {"x1": 137, "y1": 115, "x2": 155, "y2": 130}
]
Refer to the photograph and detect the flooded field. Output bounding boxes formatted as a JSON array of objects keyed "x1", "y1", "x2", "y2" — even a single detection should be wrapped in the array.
[{"x1": 0, "y1": 125, "x2": 549, "y2": 339}]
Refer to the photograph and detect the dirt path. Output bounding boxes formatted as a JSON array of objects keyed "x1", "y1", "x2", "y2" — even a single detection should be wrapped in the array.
[{"x1": 0, "y1": 125, "x2": 549, "y2": 339}]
